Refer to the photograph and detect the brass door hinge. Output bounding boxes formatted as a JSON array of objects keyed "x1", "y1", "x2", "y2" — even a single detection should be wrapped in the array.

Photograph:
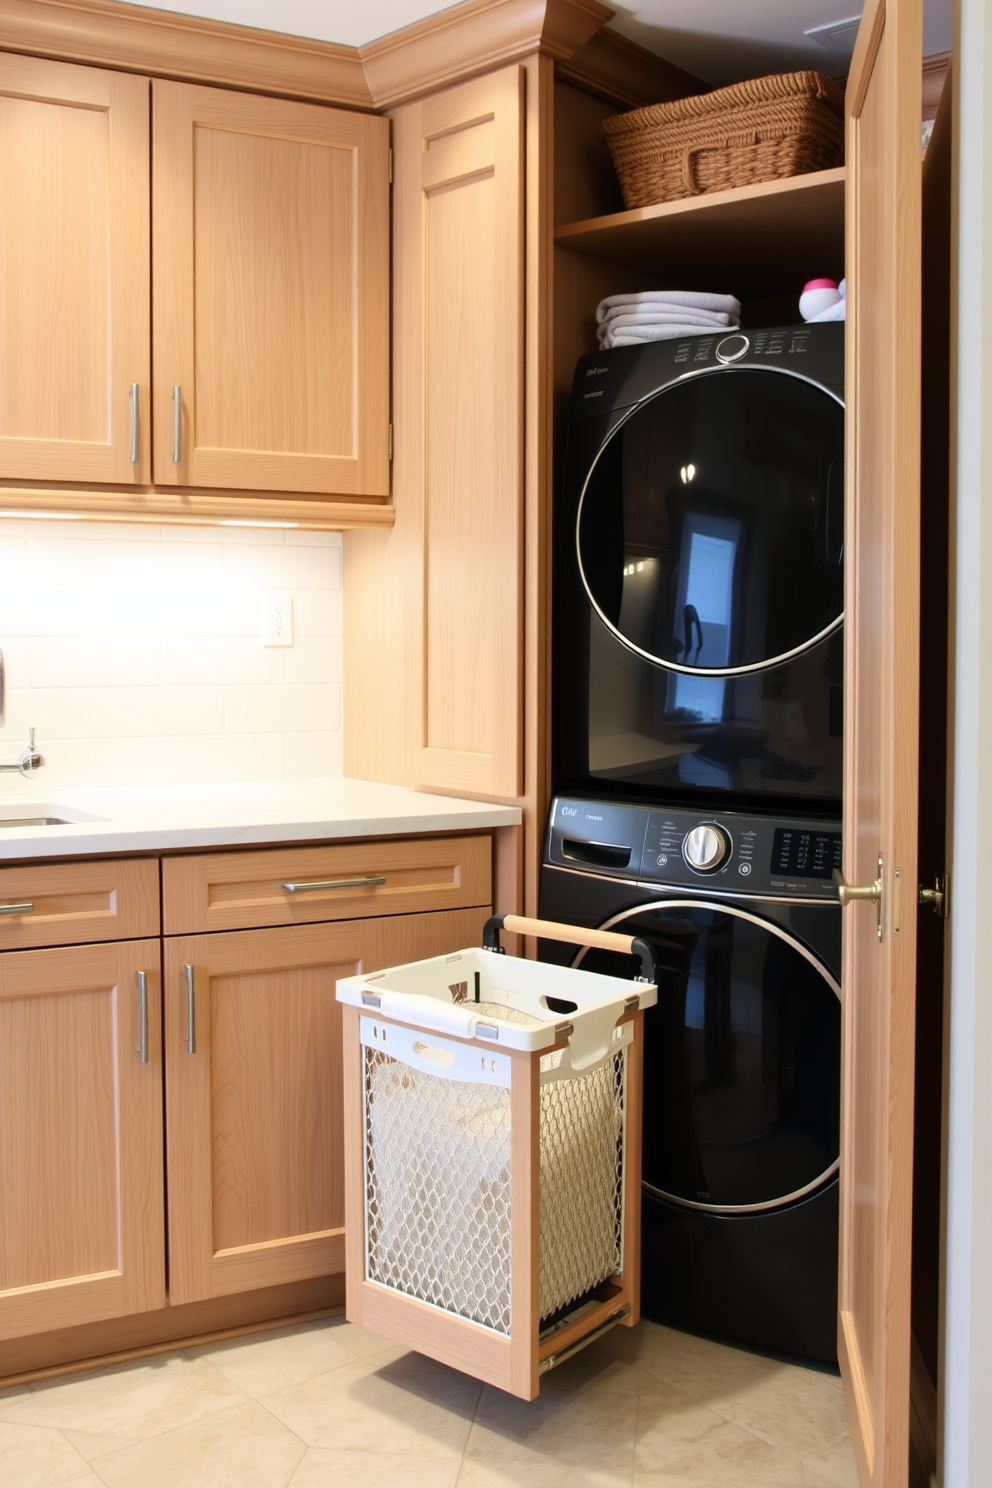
[
  {"x1": 388, "y1": 147, "x2": 393, "y2": 184},
  {"x1": 388, "y1": 423, "x2": 393, "y2": 460},
  {"x1": 918, "y1": 872, "x2": 950, "y2": 919}
]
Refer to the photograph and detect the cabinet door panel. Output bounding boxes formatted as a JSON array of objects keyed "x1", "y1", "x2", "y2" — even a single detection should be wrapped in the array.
[
  {"x1": 0, "y1": 53, "x2": 150, "y2": 483},
  {"x1": 164, "y1": 906, "x2": 487, "y2": 1304},
  {"x1": 152, "y1": 80, "x2": 389, "y2": 496},
  {"x1": 838, "y1": 1, "x2": 922, "y2": 1483},
  {"x1": 0, "y1": 941, "x2": 165, "y2": 1341},
  {"x1": 395, "y1": 67, "x2": 524, "y2": 798}
]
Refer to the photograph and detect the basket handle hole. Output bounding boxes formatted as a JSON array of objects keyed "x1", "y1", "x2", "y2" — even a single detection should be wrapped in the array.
[
  {"x1": 411, "y1": 1041, "x2": 456, "y2": 1067},
  {"x1": 543, "y1": 996, "x2": 579, "y2": 1015}
]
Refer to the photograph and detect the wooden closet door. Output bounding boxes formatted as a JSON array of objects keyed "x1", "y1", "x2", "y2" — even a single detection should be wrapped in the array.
[
  {"x1": 839, "y1": 0, "x2": 923, "y2": 1483},
  {"x1": 163, "y1": 906, "x2": 487, "y2": 1305},
  {"x1": 395, "y1": 66, "x2": 524, "y2": 799},
  {"x1": 0, "y1": 940, "x2": 165, "y2": 1341},
  {"x1": 0, "y1": 54, "x2": 150, "y2": 483},
  {"x1": 152, "y1": 81, "x2": 389, "y2": 496}
]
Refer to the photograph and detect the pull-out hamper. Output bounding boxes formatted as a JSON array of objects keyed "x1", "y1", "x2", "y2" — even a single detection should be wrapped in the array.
[{"x1": 336, "y1": 913, "x2": 657, "y2": 1400}]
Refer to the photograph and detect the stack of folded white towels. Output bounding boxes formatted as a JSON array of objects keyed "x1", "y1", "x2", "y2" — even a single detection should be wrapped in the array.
[{"x1": 596, "y1": 289, "x2": 741, "y2": 348}]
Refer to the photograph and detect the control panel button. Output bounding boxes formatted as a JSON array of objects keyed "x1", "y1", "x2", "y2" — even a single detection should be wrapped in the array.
[
  {"x1": 683, "y1": 824, "x2": 729, "y2": 873},
  {"x1": 716, "y1": 333, "x2": 750, "y2": 364}
]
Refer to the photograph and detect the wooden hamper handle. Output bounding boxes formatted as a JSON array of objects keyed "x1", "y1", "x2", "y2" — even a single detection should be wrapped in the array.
[{"x1": 483, "y1": 914, "x2": 656, "y2": 983}]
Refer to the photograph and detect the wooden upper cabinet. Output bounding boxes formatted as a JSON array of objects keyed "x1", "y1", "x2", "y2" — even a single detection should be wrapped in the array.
[
  {"x1": 395, "y1": 66, "x2": 524, "y2": 799},
  {"x1": 151, "y1": 81, "x2": 390, "y2": 497},
  {"x1": 0, "y1": 54, "x2": 150, "y2": 484}
]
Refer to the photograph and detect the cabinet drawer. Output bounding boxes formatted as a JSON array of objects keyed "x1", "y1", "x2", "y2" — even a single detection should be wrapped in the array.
[
  {"x1": 162, "y1": 835, "x2": 492, "y2": 936},
  {"x1": 0, "y1": 858, "x2": 160, "y2": 950}
]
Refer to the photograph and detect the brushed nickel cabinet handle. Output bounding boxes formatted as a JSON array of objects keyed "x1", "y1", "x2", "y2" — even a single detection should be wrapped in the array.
[
  {"x1": 184, "y1": 963, "x2": 196, "y2": 1054},
  {"x1": 172, "y1": 384, "x2": 182, "y2": 464},
  {"x1": 130, "y1": 382, "x2": 139, "y2": 464},
  {"x1": 0, "y1": 902, "x2": 34, "y2": 915},
  {"x1": 137, "y1": 970, "x2": 149, "y2": 1064},
  {"x1": 282, "y1": 876, "x2": 386, "y2": 893}
]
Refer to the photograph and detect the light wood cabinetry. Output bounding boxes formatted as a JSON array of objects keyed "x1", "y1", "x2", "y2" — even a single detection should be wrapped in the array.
[
  {"x1": 0, "y1": 856, "x2": 159, "y2": 951},
  {"x1": 0, "y1": 50, "x2": 391, "y2": 522},
  {"x1": 0, "y1": 831, "x2": 494, "y2": 1366},
  {"x1": 397, "y1": 66, "x2": 525, "y2": 799},
  {"x1": 163, "y1": 905, "x2": 488, "y2": 1305},
  {"x1": 161, "y1": 835, "x2": 490, "y2": 934},
  {"x1": 0, "y1": 938, "x2": 165, "y2": 1342},
  {"x1": 151, "y1": 81, "x2": 389, "y2": 497},
  {"x1": 0, "y1": 53, "x2": 150, "y2": 485}
]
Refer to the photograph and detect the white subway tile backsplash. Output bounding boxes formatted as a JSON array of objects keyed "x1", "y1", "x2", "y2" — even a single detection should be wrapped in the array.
[
  {"x1": 160, "y1": 638, "x2": 286, "y2": 687},
  {"x1": 29, "y1": 637, "x2": 160, "y2": 689},
  {"x1": 3, "y1": 687, "x2": 98, "y2": 740},
  {"x1": 284, "y1": 730, "x2": 344, "y2": 779},
  {"x1": 293, "y1": 590, "x2": 343, "y2": 637},
  {"x1": 221, "y1": 541, "x2": 342, "y2": 591},
  {"x1": 225, "y1": 682, "x2": 341, "y2": 735},
  {"x1": 92, "y1": 686, "x2": 226, "y2": 738},
  {"x1": 284, "y1": 635, "x2": 342, "y2": 685},
  {"x1": 0, "y1": 586, "x2": 96, "y2": 638},
  {"x1": 0, "y1": 522, "x2": 345, "y2": 789}
]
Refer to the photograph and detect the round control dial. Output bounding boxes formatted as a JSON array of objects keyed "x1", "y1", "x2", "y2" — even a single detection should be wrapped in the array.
[{"x1": 683, "y1": 823, "x2": 730, "y2": 873}]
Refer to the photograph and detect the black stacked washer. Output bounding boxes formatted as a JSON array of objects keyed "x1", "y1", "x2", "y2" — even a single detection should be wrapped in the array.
[{"x1": 545, "y1": 324, "x2": 845, "y2": 1361}]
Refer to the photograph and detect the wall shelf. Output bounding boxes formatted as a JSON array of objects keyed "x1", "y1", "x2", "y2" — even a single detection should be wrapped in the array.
[{"x1": 554, "y1": 167, "x2": 846, "y2": 298}]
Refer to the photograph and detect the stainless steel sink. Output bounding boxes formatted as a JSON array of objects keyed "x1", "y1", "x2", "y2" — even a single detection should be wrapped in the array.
[
  {"x1": 0, "y1": 815, "x2": 70, "y2": 827},
  {"x1": 0, "y1": 804, "x2": 107, "y2": 829}
]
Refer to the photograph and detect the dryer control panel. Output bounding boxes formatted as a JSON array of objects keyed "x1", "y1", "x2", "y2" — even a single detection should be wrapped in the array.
[{"x1": 547, "y1": 797, "x2": 842, "y2": 901}]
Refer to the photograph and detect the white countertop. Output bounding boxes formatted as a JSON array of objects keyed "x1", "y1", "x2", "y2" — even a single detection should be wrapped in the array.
[{"x1": 0, "y1": 778, "x2": 521, "y2": 860}]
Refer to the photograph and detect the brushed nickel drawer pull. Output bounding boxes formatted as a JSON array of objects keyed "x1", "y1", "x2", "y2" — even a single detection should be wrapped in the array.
[
  {"x1": 0, "y1": 902, "x2": 34, "y2": 915},
  {"x1": 130, "y1": 382, "x2": 139, "y2": 464},
  {"x1": 184, "y1": 963, "x2": 196, "y2": 1054},
  {"x1": 137, "y1": 970, "x2": 149, "y2": 1064},
  {"x1": 172, "y1": 384, "x2": 182, "y2": 464},
  {"x1": 282, "y1": 876, "x2": 386, "y2": 893}
]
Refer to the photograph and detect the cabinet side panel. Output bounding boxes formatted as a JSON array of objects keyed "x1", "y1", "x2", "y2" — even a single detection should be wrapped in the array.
[{"x1": 412, "y1": 67, "x2": 525, "y2": 799}]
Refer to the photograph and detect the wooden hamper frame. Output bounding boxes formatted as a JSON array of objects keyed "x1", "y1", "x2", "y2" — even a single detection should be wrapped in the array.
[{"x1": 341, "y1": 1003, "x2": 643, "y2": 1400}]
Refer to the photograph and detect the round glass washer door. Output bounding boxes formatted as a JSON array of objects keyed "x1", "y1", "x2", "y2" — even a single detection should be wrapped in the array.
[
  {"x1": 576, "y1": 367, "x2": 845, "y2": 676},
  {"x1": 574, "y1": 900, "x2": 841, "y2": 1214}
]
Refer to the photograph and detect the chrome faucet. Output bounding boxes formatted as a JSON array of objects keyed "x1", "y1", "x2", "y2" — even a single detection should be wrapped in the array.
[
  {"x1": 0, "y1": 727, "x2": 45, "y2": 777},
  {"x1": 0, "y1": 651, "x2": 45, "y2": 775}
]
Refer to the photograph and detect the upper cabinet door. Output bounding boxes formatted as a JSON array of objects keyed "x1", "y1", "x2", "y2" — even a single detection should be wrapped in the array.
[
  {"x1": 152, "y1": 81, "x2": 390, "y2": 496},
  {"x1": 839, "y1": 0, "x2": 922, "y2": 1483},
  {"x1": 0, "y1": 54, "x2": 150, "y2": 484},
  {"x1": 396, "y1": 66, "x2": 525, "y2": 800}
]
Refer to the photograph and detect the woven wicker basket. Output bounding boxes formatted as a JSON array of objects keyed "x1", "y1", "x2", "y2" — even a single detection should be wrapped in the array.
[{"x1": 602, "y1": 71, "x2": 845, "y2": 210}]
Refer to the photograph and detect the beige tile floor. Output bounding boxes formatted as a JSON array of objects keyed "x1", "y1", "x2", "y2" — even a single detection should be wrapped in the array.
[{"x1": 0, "y1": 1314, "x2": 859, "y2": 1488}]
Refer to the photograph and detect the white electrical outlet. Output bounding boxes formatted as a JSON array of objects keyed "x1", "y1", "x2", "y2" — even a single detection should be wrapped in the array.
[{"x1": 262, "y1": 593, "x2": 293, "y2": 647}]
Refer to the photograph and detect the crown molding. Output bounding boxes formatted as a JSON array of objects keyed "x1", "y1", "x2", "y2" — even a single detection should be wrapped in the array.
[
  {"x1": 1, "y1": 0, "x2": 373, "y2": 107},
  {"x1": 360, "y1": 0, "x2": 612, "y2": 110},
  {"x1": 556, "y1": 25, "x2": 705, "y2": 108},
  {"x1": 922, "y1": 50, "x2": 950, "y2": 121},
  {"x1": 1, "y1": 0, "x2": 703, "y2": 119}
]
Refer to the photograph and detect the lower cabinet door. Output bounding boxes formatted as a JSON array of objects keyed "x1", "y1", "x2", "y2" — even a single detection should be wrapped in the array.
[
  {"x1": 0, "y1": 940, "x2": 166, "y2": 1341},
  {"x1": 163, "y1": 905, "x2": 489, "y2": 1305}
]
